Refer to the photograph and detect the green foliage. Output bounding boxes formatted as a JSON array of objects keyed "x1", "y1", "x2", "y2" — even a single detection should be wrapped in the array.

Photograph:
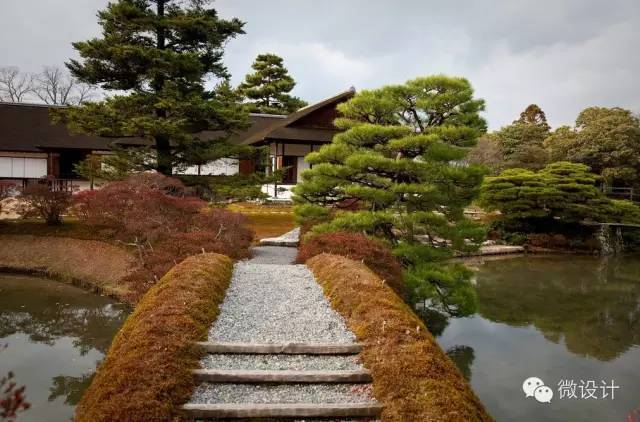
[
  {"x1": 480, "y1": 162, "x2": 640, "y2": 228},
  {"x1": 294, "y1": 74, "x2": 487, "y2": 316},
  {"x1": 179, "y1": 173, "x2": 273, "y2": 203},
  {"x1": 544, "y1": 107, "x2": 640, "y2": 186},
  {"x1": 405, "y1": 262, "x2": 477, "y2": 317},
  {"x1": 237, "y1": 53, "x2": 306, "y2": 114},
  {"x1": 492, "y1": 104, "x2": 551, "y2": 170},
  {"x1": 53, "y1": 0, "x2": 249, "y2": 175}
]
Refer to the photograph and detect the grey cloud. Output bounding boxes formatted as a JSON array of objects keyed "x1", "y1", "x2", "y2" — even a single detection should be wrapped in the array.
[{"x1": 1, "y1": 0, "x2": 639, "y2": 129}]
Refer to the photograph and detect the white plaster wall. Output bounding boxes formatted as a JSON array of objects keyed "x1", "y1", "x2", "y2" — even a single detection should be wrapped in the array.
[
  {"x1": 178, "y1": 158, "x2": 239, "y2": 176},
  {"x1": 0, "y1": 157, "x2": 47, "y2": 178}
]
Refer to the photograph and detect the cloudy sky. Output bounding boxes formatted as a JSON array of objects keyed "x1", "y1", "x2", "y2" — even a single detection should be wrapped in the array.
[{"x1": 1, "y1": 0, "x2": 639, "y2": 129}]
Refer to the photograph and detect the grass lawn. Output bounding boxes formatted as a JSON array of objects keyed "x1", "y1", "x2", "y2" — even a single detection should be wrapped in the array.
[{"x1": 227, "y1": 202, "x2": 296, "y2": 242}]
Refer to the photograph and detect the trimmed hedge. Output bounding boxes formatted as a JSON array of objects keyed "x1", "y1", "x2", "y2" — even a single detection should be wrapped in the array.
[
  {"x1": 296, "y1": 231, "x2": 405, "y2": 294},
  {"x1": 307, "y1": 254, "x2": 491, "y2": 422},
  {"x1": 75, "y1": 253, "x2": 233, "y2": 422}
]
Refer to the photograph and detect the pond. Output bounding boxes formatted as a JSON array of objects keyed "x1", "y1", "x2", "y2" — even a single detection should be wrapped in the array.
[
  {"x1": 424, "y1": 255, "x2": 640, "y2": 422},
  {"x1": 0, "y1": 274, "x2": 129, "y2": 421}
]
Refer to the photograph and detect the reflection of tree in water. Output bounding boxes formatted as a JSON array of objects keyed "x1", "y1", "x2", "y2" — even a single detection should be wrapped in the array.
[
  {"x1": 415, "y1": 308, "x2": 476, "y2": 380},
  {"x1": 416, "y1": 307, "x2": 449, "y2": 337},
  {"x1": 476, "y1": 256, "x2": 640, "y2": 361},
  {"x1": 445, "y1": 345, "x2": 475, "y2": 381},
  {"x1": 48, "y1": 373, "x2": 95, "y2": 406},
  {"x1": 0, "y1": 276, "x2": 128, "y2": 355}
]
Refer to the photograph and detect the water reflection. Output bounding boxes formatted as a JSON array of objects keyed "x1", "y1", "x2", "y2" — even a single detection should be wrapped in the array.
[
  {"x1": 475, "y1": 256, "x2": 640, "y2": 361},
  {"x1": 423, "y1": 255, "x2": 640, "y2": 422},
  {"x1": 0, "y1": 274, "x2": 128, "y2": 421}
]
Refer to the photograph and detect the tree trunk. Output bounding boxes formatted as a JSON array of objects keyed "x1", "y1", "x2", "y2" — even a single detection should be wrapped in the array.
[
  {"x1": 153, "y1": 0, "x2": 171, "y2": 175},
  {"x1": 156, "y1": 135, "x2": 173, "y2": 175}
]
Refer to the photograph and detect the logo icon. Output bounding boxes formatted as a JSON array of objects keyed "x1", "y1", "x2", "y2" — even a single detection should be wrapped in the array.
[{"x1": 522, "y1": 377, "x2": 553, "y2": 403}]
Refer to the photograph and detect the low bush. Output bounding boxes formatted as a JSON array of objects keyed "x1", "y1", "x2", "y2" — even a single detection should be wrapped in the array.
[
  {"x1": 75, "y1": 253, "x2": 233, "y2": 422},
  {"x1": 296, "y1": 231, "x2": 404, "y2": 294},
  {"x1": 73, "y1": 174, "x2": 252, "y2": 301},
  {"x1": 0, "y1": 182, "x2": 15, "y2": 215},
  {"x1": 18, "y1": 183, "x2": 72, "y2": 225},
  {"x1": 307, "y1": 254, "x2": 491, "y2": 421}
]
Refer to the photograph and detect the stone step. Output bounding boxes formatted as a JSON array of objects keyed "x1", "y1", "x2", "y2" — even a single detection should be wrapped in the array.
[
  {"x1": 182, "y1": 402, "x2": 383, "y2": 419},
  {"x1": 196, "y1": 341, "x2": 362, "y2": 355},
  {"x1": 193, "y1": 369, "x2": 372, "y2": 383}
]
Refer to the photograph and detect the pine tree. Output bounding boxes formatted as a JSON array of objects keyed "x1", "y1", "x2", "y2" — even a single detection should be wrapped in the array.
[
  {"x1": 54, "y1": 0, "x2": 246, "y2": 175},
  {"x1": 237, "y1": 53, "x2": 307, "y2": 115},
  {"x1": 293, "y1": 75, "x2": 487, "y2": 316}
]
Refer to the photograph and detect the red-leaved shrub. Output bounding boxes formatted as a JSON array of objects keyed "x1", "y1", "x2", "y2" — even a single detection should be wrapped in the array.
[
  {"x1": 73, "y1": 174, "x2": 253, "y2": 301},
  {"x1": 296, "y1": 231, "x2": 404, "y2": 294},
  {"x1": 19, "y1": 183, "x2": 72, "y2": 225}
]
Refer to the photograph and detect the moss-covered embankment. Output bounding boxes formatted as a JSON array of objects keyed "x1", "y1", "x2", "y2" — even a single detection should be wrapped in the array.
[
  {"x1": 75, "y1": 253, "x2": 233, "y2": 422},
  {"x1": 0, "y1": 234, "x2": 135, "y2": 299},
  {"x1": 307, "y1": 253, "x2": 492, "y2": 422}
]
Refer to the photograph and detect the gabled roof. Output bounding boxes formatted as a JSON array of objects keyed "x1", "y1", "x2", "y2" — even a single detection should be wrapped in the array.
[
  {"x1": 238, "y1": 89, "x2": 355, "y2": 145},
  {"x1": 0, "y1": 90, "x2": 354, "y2": 153}
]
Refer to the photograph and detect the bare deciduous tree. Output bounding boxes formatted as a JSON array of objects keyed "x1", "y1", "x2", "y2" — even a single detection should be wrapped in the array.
[
  {"x1": 32, "y1": 66, "x2": 96, "y2": 105},
  {"x1": 0, "y1": 67, "x2": 33, "y2": 102}
]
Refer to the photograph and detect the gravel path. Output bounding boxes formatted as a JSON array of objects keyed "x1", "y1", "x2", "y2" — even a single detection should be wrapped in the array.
[
  {"x1": 192, "y1": 383, "x2": 376, "y2": 405},
  {"x1": 189, "y1": 245, "x2": 378, "y2": 418},
  {"x1": 208, "y1": 255, "x2": 356, "y2": 344},
  {"x1": 259, "y1": 227, "x2": 301, "y2": 247},
  {"x1": 202, "y1": 354, "x2": 362, "y2": 371}
]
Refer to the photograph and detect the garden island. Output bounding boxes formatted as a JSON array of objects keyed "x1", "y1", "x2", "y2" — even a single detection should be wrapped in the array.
[{"x1": 1, "y1": 1, "x2": 639, "y2": 421}]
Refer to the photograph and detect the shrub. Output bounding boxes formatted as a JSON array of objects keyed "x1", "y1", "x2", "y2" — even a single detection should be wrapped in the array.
[
  {"x1": 75, "y1": 253, "x2": 233, "y2": 422},
  {"x1": 307, "y1": 254, "x2": 491, "y2": 421},
  {"x1": 296, "y1": 231, "x2": 404, "y2": 294},
  {"x1": 18, "y1": 183, "x2": 72, "y2": 225},
  {"x1": 73, "y1": 174, "x2": 252, "y2": 301},
  {"x1": 0, "y1": 182, "x2": 15, "y2": 215}
]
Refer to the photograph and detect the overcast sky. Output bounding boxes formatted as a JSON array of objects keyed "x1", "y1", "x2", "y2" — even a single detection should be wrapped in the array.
[{"x1": 1, "y1": 0, "x2": 639, "y2": 129}]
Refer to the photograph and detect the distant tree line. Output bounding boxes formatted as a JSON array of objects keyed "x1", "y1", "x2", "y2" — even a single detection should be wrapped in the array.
[{"x1": 468, "y1": 104, "x2": 640, "y2": 189}]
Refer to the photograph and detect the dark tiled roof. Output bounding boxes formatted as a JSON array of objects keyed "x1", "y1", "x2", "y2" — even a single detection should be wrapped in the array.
[
  {"x1": 239, "y1": 89, "x2": 355, "y2": 145},
  {"x1": 0, "y1": 90, "x2": 353, "y2": 152},
  {"x1": 0, "y1": 102, "x2": 119, "y2": 152}
]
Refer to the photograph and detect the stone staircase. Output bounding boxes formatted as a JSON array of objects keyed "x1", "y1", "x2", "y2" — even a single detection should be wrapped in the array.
[{"x1": 183, "y1": 341, "x2": 382, "y2": 419}]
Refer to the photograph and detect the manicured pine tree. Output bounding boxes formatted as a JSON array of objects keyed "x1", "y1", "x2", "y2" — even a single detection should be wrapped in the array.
[
  {"x1": 54, "y1": 0, "x2": 247, "y2": 175},
  {"x1": 237, "y1": 53, "x2": 307, "y2": 115},
  {"x1": 293, "y1": 75, "x2": 487, "y2": 316}
]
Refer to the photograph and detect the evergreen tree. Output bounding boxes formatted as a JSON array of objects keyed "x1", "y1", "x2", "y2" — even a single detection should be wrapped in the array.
[
  {"x1": 544, "y1": 107, "x2": 640, "y2": 186},
  {"x1": 493, "y1": 104, "x2": 550, "y2": 170},
  {"x1": 237, "y1": 53, "x2": 307, "y2": 115},
  {"x1": 480, "y1": 161, "x2": 640, "y2": 228},
  {"x1": 54, "y1": 0, "x2": 246, "y2": 175},
  {"x1": 293, "y1": 75, "x2": 487, "y2": 317}
]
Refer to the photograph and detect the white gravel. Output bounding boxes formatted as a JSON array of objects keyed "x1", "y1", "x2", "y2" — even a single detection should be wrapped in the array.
[
  {"x1": 190, "y1": 246, "x2": 377, "y2": 417},
  {"x1": 192, "y1": 383, "x2": 376, "y2": 404},
  {"x1": 259, "y1": 227, "x2": 301, "y2": 247},
  {"x1": 208, "y1": 254, "x2": 356, "y2": 344},
  {"x1": 202, "y1": 354, "x2": 362, "y2": 371}
]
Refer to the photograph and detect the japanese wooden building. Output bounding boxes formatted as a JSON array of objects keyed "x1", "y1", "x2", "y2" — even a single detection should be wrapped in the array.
[{"x1": 0, "y1": 89, "x2": 354, "y2": 197}]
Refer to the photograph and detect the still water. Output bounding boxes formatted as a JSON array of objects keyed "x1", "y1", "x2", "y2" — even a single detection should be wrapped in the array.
[
  {"x1": 425, "y1": 255, "x2": 640, "y2": 422},
  {"x1": 0, "y1": 274, "x2": 129, "y2": 421}
]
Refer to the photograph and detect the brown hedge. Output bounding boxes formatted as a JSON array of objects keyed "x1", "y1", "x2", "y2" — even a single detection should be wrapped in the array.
[
  {"x1": 75, "y1": 253, "x2": 233, "y2": 422},
  {"x1": 296, "y1": 231, "x2": 405, "y2": 295},
  {"x1": 307, "y1": 254, "x2": 492, "y2": 422}
]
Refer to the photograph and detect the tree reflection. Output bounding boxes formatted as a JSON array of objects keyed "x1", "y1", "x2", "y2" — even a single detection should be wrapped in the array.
[
  {"x1": 0, "y1": 276, "x2": 128, "y2": 355},
  {"x1": 48, "y1": 373, "x2": 95, "y2": 406},
  {"x1": 475, "y1": 256, "x2": 640, "y2": 361},
  {"x1": 445, "y1": 345, "x2": 475, "y2": 381}
]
